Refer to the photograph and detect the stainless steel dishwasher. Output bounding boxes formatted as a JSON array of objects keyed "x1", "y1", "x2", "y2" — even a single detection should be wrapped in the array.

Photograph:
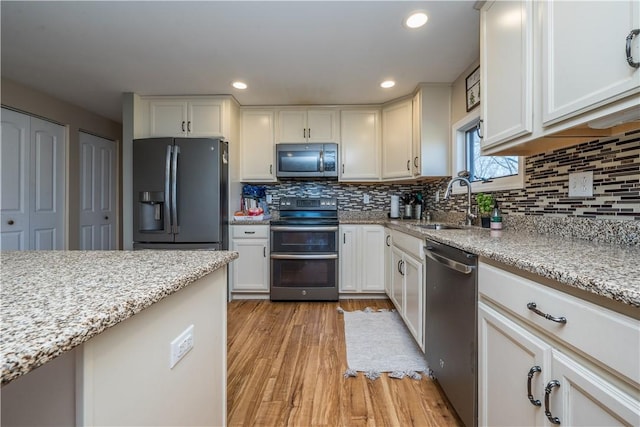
[{"x1": 424, "y1": 239, "x2": 477, "y2": 427}]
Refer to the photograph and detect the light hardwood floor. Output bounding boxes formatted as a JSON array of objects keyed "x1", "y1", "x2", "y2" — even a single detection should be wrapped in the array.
[{"x1": 227, "y1": 299, "x2": 462, "y2": 426}]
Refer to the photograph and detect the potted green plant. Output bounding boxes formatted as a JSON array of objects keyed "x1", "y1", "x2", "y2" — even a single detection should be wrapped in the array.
[{"x1": 476, "y1": 193, "x2": 494, "y2": 228}]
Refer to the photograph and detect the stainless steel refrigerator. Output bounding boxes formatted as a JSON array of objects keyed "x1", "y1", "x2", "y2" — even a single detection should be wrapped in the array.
[{"x1": 133, "y1": 137, "x2": 228, "y2": 250}]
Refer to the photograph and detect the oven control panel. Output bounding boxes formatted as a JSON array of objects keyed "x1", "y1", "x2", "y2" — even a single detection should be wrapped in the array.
[{"x1": 279, "y1": 197, "x2": 337, "y2": 210}]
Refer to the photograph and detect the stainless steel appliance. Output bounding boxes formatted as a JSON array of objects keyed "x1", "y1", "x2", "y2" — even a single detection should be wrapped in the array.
[
  {"x1": 133, "y1": 137, "x2": 228, "y2": 250},
  {"x1": 275, "y1": 143, "x2": 338, "y2": 178},
  {"x1": 424, "y1": 239, "x2": 478, "y2": 427},
  {"x1": 270, "y1": 197, "x2": 339, "y2": 301}
]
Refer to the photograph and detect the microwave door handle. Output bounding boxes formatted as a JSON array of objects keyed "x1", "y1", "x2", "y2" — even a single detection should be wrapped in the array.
[{"x1": 319, "y1": 150, "x2": 324, "y2": 172}]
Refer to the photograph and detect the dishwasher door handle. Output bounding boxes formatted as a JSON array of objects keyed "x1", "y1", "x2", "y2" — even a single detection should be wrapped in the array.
[{"x1": 424, "y1": 248, "x2": 475, "y2": 275}]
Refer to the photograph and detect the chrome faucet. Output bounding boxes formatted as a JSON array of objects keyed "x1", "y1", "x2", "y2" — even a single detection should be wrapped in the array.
[{"x1": 444, "y1": 171, "x2": 477, "y2": 226}]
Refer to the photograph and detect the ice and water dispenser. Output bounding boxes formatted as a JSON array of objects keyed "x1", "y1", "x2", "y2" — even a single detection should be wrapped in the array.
[{"x1": 138, "y1": 191, "x2": 165, "y2": 232}]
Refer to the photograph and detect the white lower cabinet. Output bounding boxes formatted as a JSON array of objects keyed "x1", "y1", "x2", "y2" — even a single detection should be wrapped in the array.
[
  {"x1": 478, "y1": 262, "x2": 640, "y2": 427},
  {"x1": 339, "y1": 225, "x2": 385, "y2": 293},
  {"x1": 389, "y1": 230, "x2": 424, "y2": 350},
  {"x1": 230, "y1": 225, "x2": 269, "y2": 297},
  {"x1": 383, "y1": 228, "x2": 392, "y2": 296}
]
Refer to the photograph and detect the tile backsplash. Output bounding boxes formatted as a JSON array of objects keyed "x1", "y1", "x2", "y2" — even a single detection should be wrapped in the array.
[
  {"x1": 431, "y1": 131, "x2": 639, "y2": 220},
  {"x1": 257, "y1": 130, "x2": 639, "y2": 221}
]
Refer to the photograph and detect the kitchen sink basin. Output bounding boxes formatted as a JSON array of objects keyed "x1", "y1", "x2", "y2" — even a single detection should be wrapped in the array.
[{"x1": 415, "y1": 223, "x2": 465, "y2": 230}]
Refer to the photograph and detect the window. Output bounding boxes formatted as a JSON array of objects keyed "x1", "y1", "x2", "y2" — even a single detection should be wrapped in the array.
[
  {"x1": 465, "y1": 126, "x2": 519, "y2": 183},
  {"x1": 451, "y1": 111, "x2": 524, "y2": 194}
]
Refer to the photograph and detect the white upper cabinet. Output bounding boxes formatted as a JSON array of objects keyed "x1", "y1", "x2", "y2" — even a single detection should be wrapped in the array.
[
  {"x1": 339, "y1": 109, "x2": 381, "y2": 181},
  {"x1": 412, "y1": 84, "x2": 451, "y2": 177},
  {"x1": 382, "y1": 98, "x2": 413, "y2": 179},
  {"x1": 480, "y1": 0, "x2": 533, "y2": 148},
  {"x1": 277, "y1": 109, "x2": 338, "y2": 143},
  {"x1": 480, "y1": 0, "x2": 640, "y2": 155},
  {"x1": 541, "y1": 0, "x2": 640, "y2": 125},
  {"x1": 147, "y1": 97, "x2": 229, "y2": 138},
  {"x1": 240, "y1": 109, "x2": 276, "y2": 182}
]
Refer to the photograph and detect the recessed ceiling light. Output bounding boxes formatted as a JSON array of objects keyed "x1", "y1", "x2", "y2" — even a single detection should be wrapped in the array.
[
  {"x1": 380, "y1": 80, "x2": 396, "y2": 89},
  {"x1": 232, "y1": 81, "x2": 247, "y2": 90},
  {"x1": 405, "y1": 11, "x2": 428, "y2": 29}
]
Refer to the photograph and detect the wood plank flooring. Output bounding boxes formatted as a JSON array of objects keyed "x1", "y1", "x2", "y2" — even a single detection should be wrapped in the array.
[{"x1": 227, "y1": 299, "x2": 462, "y2": 426}]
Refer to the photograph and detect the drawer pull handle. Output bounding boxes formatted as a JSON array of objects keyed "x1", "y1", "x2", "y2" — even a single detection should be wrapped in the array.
[
  {"x1": 527, "y1": 302, "x2": 567, "y2": 324},
  {"x1": 527, "y1": 366, "x2": 542, "y2": 406},
  {"x1": 244, "y1": 231, "x2": 256, "y2": 234},
  {"x1": 544, "y1": 380, "x2": 561, "y2": 424}
]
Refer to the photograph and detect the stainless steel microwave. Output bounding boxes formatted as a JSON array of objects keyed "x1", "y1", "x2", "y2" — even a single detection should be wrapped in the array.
[{"x1": 275, "y1": 143, "x2": 338, "y2": 178}]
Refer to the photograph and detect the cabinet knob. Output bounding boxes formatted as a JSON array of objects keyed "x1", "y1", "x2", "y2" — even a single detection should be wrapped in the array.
[
  {"x1": 7, "y1": 219, "x2": 14, "y2": 225},
  {"x1": 626, "y1": 29, "x2": 640, "y2": 68},
  {"x1": 104, "y1": 216, "x2": 109, "y2": 220}
]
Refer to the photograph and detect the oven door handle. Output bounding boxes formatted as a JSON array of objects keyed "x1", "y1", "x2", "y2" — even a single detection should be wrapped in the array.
[
  {"x1": 424, "y1": 248, "x2": 475, "y2": 275},
  {"x1": 270, "y1": 226, "x2": 339, "y2": 232},
  {"x1": 270, "y1": 254, "x2": 339, "y2": 260}
]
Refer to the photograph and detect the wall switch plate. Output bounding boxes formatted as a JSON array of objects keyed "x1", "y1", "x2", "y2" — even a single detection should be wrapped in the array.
[
  {"x1": 568, "y1": 171, "x2": 593, "y2": 197},
  {"x1": 363, "y1": 194, "x2": 370, "y2": 204},
  {"x1": 435, "y1": 190, "x2": 440, "y2": 204},
  {"x1": 170, "y1": 324, "x2": 194, "y2": 369}
]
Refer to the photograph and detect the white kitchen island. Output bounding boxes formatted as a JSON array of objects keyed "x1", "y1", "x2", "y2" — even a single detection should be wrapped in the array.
[{"x1": 1, "y1": 250, "x2": 237, "y2": 426}]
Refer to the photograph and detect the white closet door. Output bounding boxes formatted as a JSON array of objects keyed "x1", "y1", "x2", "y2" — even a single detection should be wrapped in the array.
[
  {"x1": 79, "y1": 132, "x2": 116, "y2": 250},
  {"x1": 1, "y1": 109, "x2": 30, "y2": 250},
  {"x1": 29, "y1": 116, "x2": 65, "y2": 250}
]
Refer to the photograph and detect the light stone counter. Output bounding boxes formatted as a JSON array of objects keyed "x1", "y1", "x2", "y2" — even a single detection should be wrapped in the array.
[
  {"x1": 1, "y1": 250, "x2": 238, "y2": 385},
  {"x1": 390, "y1": 221, "x2": 640, "y2": 309},
  {"x1": 339, "y1": 215, "x2": 640, "y2": 309}
]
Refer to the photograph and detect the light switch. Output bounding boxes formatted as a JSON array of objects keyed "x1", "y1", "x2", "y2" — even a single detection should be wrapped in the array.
[{"x1": 568, "y1": 171, "x2": 593, "y2": 197}]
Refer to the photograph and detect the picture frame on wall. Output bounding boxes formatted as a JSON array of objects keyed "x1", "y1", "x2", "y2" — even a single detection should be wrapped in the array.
[{"x1": 466, "y1": 66, "x2": 480, "y2": 112}]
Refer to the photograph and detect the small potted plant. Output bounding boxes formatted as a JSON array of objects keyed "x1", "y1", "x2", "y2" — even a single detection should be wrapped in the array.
[{"x1": 476, "y1": 193, "x2": 494, "y2": 228}]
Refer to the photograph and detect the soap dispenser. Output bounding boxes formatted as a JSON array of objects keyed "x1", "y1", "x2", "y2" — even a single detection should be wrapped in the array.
[{"x1": 490, "y1": 201, "x2": 503, "y2": 230}]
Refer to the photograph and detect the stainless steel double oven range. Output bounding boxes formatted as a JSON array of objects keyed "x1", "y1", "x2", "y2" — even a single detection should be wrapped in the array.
[{"x1": 270, "y1": 197, "x2": 339, "y2": 301}]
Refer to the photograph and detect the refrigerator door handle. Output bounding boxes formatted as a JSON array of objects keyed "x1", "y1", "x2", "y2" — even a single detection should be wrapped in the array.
[
  {"x1": 164, "y1": 145, "x2": 172, "y2": 234},
  {"x1": 171, "y1": 145, "x2": 180, "y2": 234}
]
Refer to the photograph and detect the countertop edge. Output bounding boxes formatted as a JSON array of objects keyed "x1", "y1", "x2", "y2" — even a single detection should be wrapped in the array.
[{"x1": 1, "y1": 251, "x2": 238, "y2": 386}]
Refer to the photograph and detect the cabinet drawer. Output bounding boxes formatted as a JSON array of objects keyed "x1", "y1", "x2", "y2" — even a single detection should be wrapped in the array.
[
  {"x1": 391, "y1": 230, "x2": 423, "y2": 260},
  {"x1": 231, "y1": 225, "x2": 269, "y2": 239},
  {"x1": 479, "y1": 262, "x2": 640, "y2": 386}
]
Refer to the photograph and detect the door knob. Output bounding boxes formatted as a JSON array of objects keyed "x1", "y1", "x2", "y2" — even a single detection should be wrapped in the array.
[{"x1": 7, "y1": 219, "x2": 14, "y2": 225}]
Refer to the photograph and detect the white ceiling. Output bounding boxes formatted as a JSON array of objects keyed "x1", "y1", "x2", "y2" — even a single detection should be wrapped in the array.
[{"x1": 1, "y1": 1, "x2": 480, "y2": 123}]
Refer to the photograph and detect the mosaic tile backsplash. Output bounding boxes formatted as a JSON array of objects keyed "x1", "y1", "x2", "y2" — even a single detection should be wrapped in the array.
[
  {"x1": 259, "y1": 131, "x2": 639, "y2": 219},
  {"x1": 252, "y1": 131, "x2": 639, "y2": 244}
]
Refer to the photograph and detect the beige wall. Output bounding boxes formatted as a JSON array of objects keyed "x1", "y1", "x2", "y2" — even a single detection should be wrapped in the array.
[
  {"x1": 450, "y1": 58, "x2": 480, "y2": 125},
  {"x1": 1, "y1": 78, "x2": 123, "y2": 249}
]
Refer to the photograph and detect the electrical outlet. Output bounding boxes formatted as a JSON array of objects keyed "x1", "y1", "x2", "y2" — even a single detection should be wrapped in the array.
[
  {"x1": 435, "y1": 190, "x2": 440, "y2": 204},
  {"x1": 568, "y1": 171, "x2": 593, "y2": 197},
  {"x1": 363, "y1": 194, "x2": 370, "y2": 204},
  {"x1": 170, "y1": 324, "x2": 194, "y2": 369},
  {"x1": 266, "y1": 194, "x2": 272, "y2": 203}
]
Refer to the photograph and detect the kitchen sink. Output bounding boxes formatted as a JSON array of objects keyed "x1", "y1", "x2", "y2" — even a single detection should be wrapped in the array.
[{"x1": 415, "y1": 223, "x2": 465, "y2": 230}]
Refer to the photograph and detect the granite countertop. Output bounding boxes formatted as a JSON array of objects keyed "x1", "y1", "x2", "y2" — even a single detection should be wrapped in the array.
[
  {"x1": 383, "y1": 220, "x2": 640, "y2": 309},
  {"x1": 1, "y1": 250, "x2": 238, "y2": 385}
]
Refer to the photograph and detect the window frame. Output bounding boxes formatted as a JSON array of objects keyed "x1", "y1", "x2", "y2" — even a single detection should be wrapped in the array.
[{"x1": 450, "y1": 111, "x2": 525, "y2": 194}]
